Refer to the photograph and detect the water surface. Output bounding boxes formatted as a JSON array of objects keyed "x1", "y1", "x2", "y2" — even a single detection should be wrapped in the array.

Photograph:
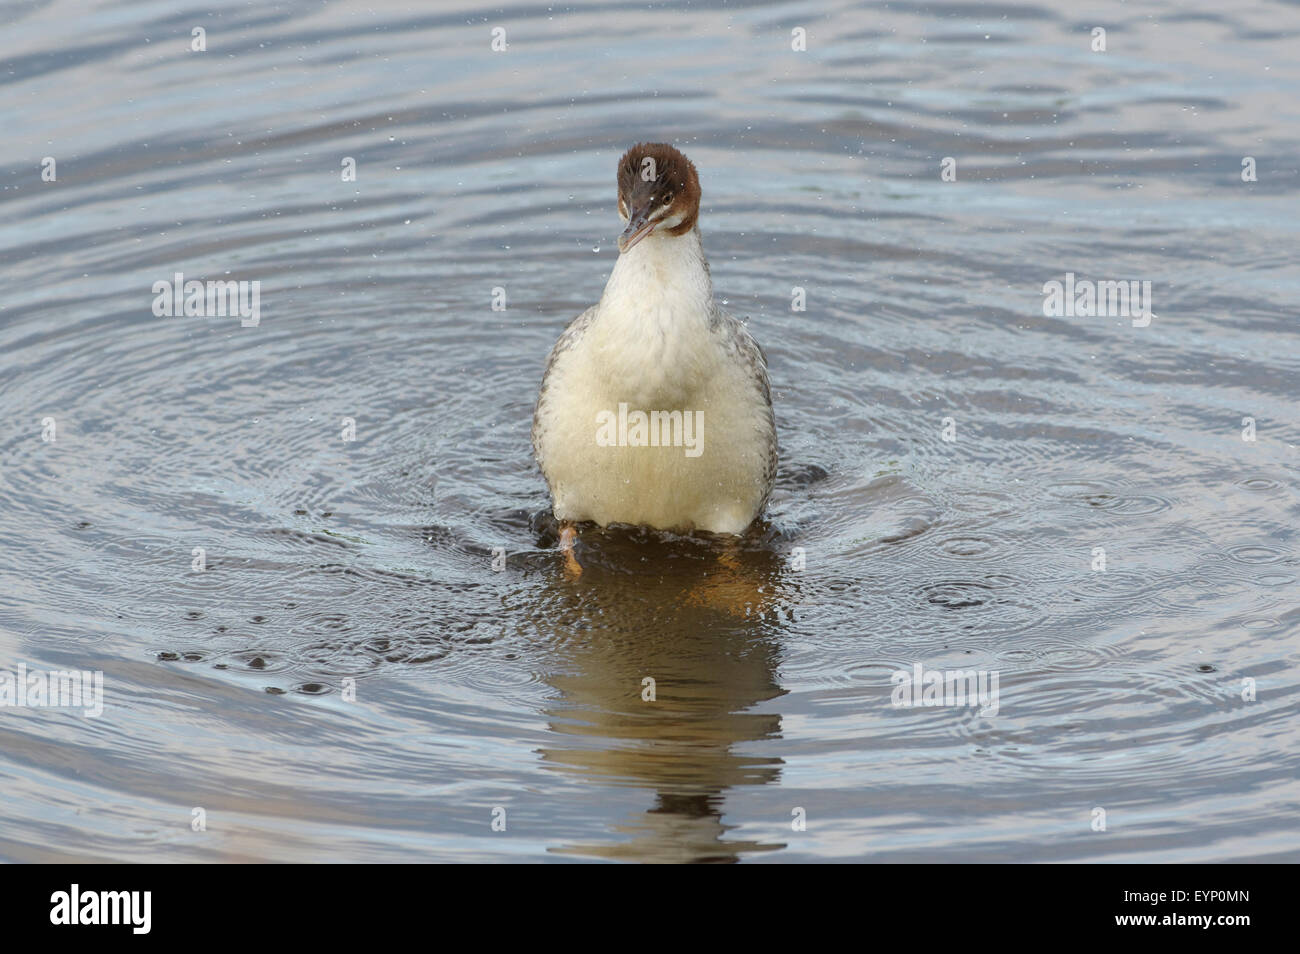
[{"x1": 1, "y1": 0, "x2": 1298, "y2": 862}]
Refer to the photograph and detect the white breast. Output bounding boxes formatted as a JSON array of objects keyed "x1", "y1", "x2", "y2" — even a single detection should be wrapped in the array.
[{"x1": 532, "y1": 228, "x2": 776, "y2": 535}]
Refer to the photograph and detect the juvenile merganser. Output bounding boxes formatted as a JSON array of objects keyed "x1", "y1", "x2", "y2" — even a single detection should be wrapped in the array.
[{"x1": 532, "y1": 143, "x2": 777, "y2": 555}]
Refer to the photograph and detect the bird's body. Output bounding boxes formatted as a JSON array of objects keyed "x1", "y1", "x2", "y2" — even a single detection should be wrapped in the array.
[{"x1": 532, "y1": 144, "x2": 776, "y2": 536}]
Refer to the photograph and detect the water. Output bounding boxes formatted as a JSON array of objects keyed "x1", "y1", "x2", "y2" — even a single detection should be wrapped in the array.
[{"x1": 2, "y1": 0, "x2": 1298, "y2": 863}]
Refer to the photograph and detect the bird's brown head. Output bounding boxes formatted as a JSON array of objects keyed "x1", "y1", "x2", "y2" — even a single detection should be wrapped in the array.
[{"x1": 615, "y1": 143, "x2": 701, "y2": 253}]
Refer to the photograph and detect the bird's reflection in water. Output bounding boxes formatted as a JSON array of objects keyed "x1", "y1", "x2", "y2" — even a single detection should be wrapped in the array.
[{"x1": 530, "y1": 521, "x2": 793, "y2": 863}]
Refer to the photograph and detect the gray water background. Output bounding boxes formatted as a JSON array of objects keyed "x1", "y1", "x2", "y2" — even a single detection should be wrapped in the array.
[{"x1": 1, "y1": 0, "x2": 1298, "y2": 861}]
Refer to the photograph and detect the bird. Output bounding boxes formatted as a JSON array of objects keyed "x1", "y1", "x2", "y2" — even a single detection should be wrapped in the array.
[{"x1": 531, "y1": 143, "x2": 777, "y2": 571}]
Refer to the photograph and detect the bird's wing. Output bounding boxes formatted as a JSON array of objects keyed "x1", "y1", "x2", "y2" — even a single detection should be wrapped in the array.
[
  {"x1": 716, "y1": 311, "x2": 778, "y2": 502},
  {"x1": 532, "y1": 305, "x2": 598, "y2": 461}
]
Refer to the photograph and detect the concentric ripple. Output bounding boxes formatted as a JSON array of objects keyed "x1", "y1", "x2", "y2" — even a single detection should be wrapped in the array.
[{"x1": 0, "y1": 0, "x2": 1297, "y2": 863}]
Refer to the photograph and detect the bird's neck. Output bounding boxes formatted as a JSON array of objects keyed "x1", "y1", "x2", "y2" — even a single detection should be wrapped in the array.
[
  {"x1": 589, "y1": 226, "x2": 716, "y2": 404},
  {"x1": 599, "y1": 225, "x2": 714, "y2": 331}
]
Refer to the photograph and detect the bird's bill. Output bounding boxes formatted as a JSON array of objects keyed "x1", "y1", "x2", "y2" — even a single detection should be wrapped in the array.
[{"x1": 617, "y1": 207, "x2": 656, "y2": 252}]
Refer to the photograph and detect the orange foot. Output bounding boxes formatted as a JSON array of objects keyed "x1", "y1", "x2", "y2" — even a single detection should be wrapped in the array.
[{"x1": 559, "y1": 523, "x2": 582, "y2": 580}]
